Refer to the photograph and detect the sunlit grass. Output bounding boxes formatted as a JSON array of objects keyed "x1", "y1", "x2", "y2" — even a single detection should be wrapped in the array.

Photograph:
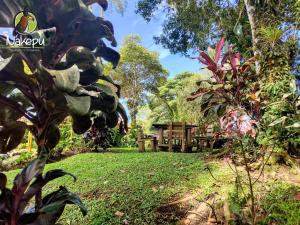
[{"x1": 5, "y1": 150, "x2": 229, "y2": 225}]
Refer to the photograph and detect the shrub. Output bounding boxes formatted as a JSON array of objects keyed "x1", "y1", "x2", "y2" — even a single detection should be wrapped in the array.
[
  {"x1": 15, "y1": 151, "x2": 34, "y2": 165},
  {"x1": 0, "y1": 0, "x2": 128, "y2": 223},
  {"x1": 121, "y1": 125, "x2": 139, "y2": 148},
  {"x1": 260, "y1": 183, "x2": 300, "y2": 225}
]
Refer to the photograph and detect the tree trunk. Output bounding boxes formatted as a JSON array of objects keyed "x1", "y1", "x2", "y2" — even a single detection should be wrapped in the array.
[
  {"x1": 244, "y1": 0, "x2": 261, "y2": 74},
  {"x1": 130, "y1": 110, "x2": 137, "y2": 127}
]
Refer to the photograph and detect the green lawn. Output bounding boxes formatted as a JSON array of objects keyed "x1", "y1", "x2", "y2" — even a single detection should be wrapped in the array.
[
  {"x1": 4, "y1": 149, "x2": 300, "y2": 225},
  {"x1": 5, "y1": 149, "x2": 230, "y2": 225}
]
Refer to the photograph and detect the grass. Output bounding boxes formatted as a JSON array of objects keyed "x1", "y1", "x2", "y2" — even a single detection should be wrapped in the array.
[
  {"x1": 259, "y1": 182, "x2": 300, "y2": 225},
  {"x1": 4, "y1": 149, "x2": 231, "y2": 225},
  {"x1": 4, "y1": 149, "x2": 300, "y2": 225}
]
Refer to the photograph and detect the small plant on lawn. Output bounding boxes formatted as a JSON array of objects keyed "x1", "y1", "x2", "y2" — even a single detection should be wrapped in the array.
[
  {"x1": 120, "y1": 125, "x2": 139, "y2": 148},
  {"x1": 0, "y1": 0, "x2": 127, "y2": 224},
  {"x1": 84, "y1": 112, "x2": 127, "y2": 151},
  {"x1": 189, "y1": 37, "x2": 297, "y2": 224},
  {"x1": 84, "y1": 127, "x2": 113, "y2": 151}
]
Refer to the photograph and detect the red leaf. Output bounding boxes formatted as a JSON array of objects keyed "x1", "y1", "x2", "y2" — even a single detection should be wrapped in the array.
[
  {"x1": 294, "y1": 192, "x2": 300, "y2": 201},
  {"x1": 215, "y1": 37, "x2": 225, "y2": 63},
  {"x1": 235, "y1": 52, "x2": 241, "y2": 62},
  {"x1": 200, "y1": 51, "x2": 216, "y2": 68},
  {"x1": 196, "y1": 57, "x2": 210, "y2": 66}
]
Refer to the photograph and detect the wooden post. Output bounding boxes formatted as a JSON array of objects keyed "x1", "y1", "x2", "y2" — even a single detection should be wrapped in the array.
[
  {"x1": 181, "y1": 122, "x2": 187, "y2": 152},
  {"x1": 137, "y1": 131, "x2": 145, "y2": 152},
  {"x1": 150, "y1": 137, "x2": 157, "y2": 152},
  {"x1": 187, "y1": 128, "x2": 192, "y2": 146},
  {"x1": 27, "y1": 131, "x2": 33, "y2": 152},
  {"x1": 158, "y1": 128, "x2": 163, "y2": 145},
  {"x1": 138, "y1": 140, "x2": 145, "y2": 152},
  {"x1": 168, "y1": 122, "x2": 173, "y2": 152}
]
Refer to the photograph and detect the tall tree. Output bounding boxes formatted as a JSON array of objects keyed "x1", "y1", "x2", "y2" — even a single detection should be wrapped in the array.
[
  {"x1": 105, "y1": 35, "x2": 168, "y2": 125},
  {"x1": 136, "y1": 0, "x2": 298, "y2": 63},
  {"x1": 147, "y1": 72, "x2": 211, "y2": 126}
]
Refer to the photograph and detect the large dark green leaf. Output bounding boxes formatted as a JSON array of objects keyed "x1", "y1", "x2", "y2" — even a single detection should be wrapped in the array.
[
  {"x1": 42, "y1": 65, "x2": 80, "y2": 93},
  {"x1": 79, "y1": 68, "x2": 101, "y2": 86},
  {"x1": 0, "y1": 84, "x2": 14, "y2": 96},
  {"x1": 0, "y1": 103, "x2": 22, "y2": 124},
  {"x1": 90, "y1": 92, "x2": 117, "y2": 114},
  {"x1": 26, "y1": 186, "x2": 87, "y2": 225},
  {"x1": 17, "y1": 213, "x2": 40, "y2": 225},
  {"x1": 64, "y1": 94, "x2": 91, "y2": 116},
  {"x1": 215, "y1": 104, "x2": 227, "y2": 117},
  {"x1": 0, "y1": 88, "x2": 34, "y2": 125},
  {"x1": 94, "y1": 82, "x2": 116, "y2": 96},
  {"x1": 200, "y1": 93, "x2": 214, "y2": 112},
  {"x1": 12, "y1": 158, "x2": 46, "y2": 194},
  {"x1": 0, "y1": 173, "x2": 7, "y2": 191},
  {"x1": 45, "y1": 125, "x2": 61, "y2": 150},
  {"x1": 65, "y1": 47, "x2": 97, "y2": 71},
  {"x1": 0, "y1": 55, "x2": 33, "y2": 87},
  {"x1": 105, "y1": 111, "x2": 119, "y2": 128},
  {"x1": 95, "y1": 41, "x2": 120, "y2": 68},
  {"x1": 12, "y1": 157, "x2": 46, "y2": 217},
  {"x1": 72, "y1": 115, "x2": 92, "y2": 134},
  {"x1": 20, "y1": 170, "x2": 76, "y2": 212},
  {"x1": 0, "y1": 121, "x2": 27, "y2": 153},
  {"x1": 40, "y1": 9, "x2": 117, "y2": 67},
  {"x1": 41, "y1": 186, "x2": 87, "y2": 216}
]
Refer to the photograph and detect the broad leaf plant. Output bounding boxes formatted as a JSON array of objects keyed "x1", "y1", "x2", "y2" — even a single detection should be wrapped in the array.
[{"x1": 0, "y1": 0, "x2": 128, "y2": 224}]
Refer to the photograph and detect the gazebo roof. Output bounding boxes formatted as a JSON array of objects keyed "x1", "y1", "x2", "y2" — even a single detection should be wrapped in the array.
[{"x1": 152, "y1": 123, "x2": 198, "y2": 129}]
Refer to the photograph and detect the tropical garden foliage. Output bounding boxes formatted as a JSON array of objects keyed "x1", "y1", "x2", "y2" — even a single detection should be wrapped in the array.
[
  {"x1": 0, "y1": 0, "x2": 127, "y2": 223},
  {"x1": 105, "y1": 34, "x2": 168, "y2": 125},
  {"x1": 0, "y1": 0, "x2": 299, "y2": 224}
]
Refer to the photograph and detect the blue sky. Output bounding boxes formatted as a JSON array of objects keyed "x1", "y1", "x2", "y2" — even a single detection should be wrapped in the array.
[{"x1": 91, "y1": 0, "x2": 201, "y2": 78}]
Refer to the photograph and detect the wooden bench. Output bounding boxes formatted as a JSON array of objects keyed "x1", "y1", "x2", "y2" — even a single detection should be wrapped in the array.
[
  {"x1": 194, "y1": 126, "x2": 232, "y2": 151},
  {"x1": 153, "y1": 122, "x2": 197, "y2": 153},
  {"x1": 137, "y1": 131, "x2": 158, "y2": 152}
]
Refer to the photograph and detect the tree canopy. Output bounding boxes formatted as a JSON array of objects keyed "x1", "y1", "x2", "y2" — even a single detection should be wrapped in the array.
[
  {"x1": 136, "y1": 0, "x2": 299, "y2": 58},
  {"x1": 105, "y1": 35, "x2": 168, "y2": 124},
  {"x1": 146, "y1": 72, "x2": 212, "y2": 127}
]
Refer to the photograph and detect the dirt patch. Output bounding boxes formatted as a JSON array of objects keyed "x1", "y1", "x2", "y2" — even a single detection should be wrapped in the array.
[
  {"x1": 156, "y1": 192, "x2": 221, "y2": 225},
  {"x1": 156, "y1": 157, "x2": 300, "y2": 225},
  {"x1": 156, "y1": 203, "x2": 188, "y2": 224},
  {"x1": 81, "y1": 189, "x2": 111, "y2": 200}
]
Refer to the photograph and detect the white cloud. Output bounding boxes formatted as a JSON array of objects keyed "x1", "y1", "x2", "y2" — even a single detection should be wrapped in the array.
[
  {"x1": 158, "y1": 48, "x2": 171, "y2": 59},
  {"x1": 131, "y1": 17, "x2": 144, "y2": 30},
  {"x1": 150, "y1": 45, "x2": 171, "y2": 60}
]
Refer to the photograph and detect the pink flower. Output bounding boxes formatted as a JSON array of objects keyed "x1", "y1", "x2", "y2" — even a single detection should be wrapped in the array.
[{"x1": 220, "y1": 109, "x2": 257, "y2": 138}]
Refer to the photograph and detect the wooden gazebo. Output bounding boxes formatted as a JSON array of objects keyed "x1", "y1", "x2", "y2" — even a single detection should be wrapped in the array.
[{"x1": 152, "y1": 122, "x2": 197, "y2": 152}]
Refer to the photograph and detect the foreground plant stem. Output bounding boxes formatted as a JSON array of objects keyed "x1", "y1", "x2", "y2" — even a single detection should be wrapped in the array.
[
  {"x1": 35, "y1": 147, "x2": 49, "y2": 210},
  {"x1": 240, "y1": 140, "x2": 256, "y2": 225}
]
